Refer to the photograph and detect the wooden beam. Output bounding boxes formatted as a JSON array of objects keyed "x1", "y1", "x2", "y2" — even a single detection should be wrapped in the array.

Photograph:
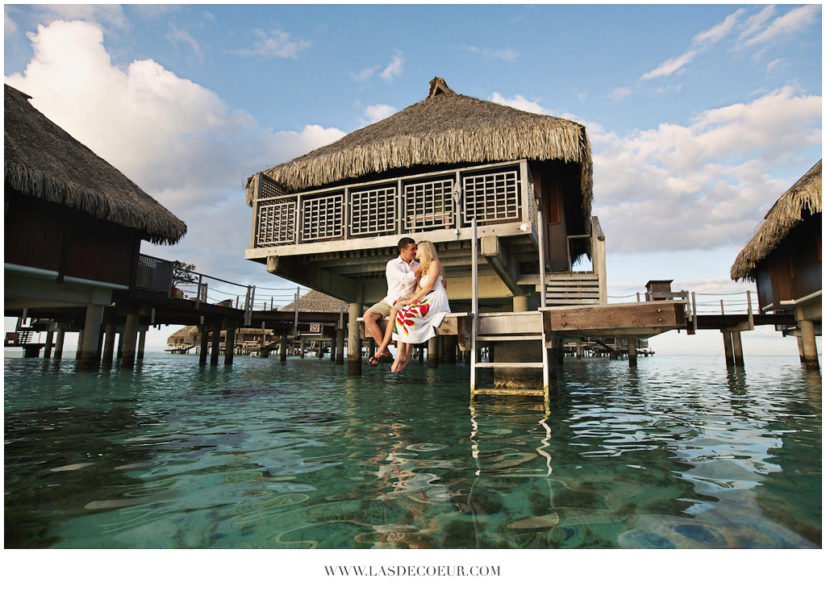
[
  {"x1": 267, "y1": 255, "x2": 359, "y2": 302},
  {"x1": 542, "y1": 301, "x2": 686, "y2": 336},
  {"x1": 481, "y1": 235, "x2": 523, "y2": 295}
]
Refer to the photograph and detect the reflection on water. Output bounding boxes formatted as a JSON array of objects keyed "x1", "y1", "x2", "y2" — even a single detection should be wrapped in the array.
[{"x1": 3, "y1": 353, "x2": 821, "y2": 548}]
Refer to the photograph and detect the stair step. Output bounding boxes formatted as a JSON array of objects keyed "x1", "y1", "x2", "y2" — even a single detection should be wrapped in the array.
[
  {"x1": 471, "y1": 388, "x2": 548, "y2": 397},
  {"x1": 476, "y1": 334, "x2": 544, "y2": 342},
  {"x1": 474, "y1": 362, "x2": 545, "y2": 369}
]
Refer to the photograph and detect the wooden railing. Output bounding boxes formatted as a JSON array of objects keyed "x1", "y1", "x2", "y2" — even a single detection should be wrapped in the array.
[{"x1": 250, "y1": 160, "x2": 532, "y2": 248}]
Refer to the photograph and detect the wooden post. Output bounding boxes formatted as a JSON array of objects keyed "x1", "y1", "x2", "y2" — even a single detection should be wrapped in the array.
[
  {"x1": 513, "y1": 295, "x2": 528, "y2": 313},
  {"x1": 280, "y1": 334, "x2": 288, "y2": 362},
  {"x1": 54, "y1": 328, "x2": 65, "y2": 360},
  {"x1": 43, "y1": 330, "x2": 54, "y2": 359},
  {"x1": 347, "y1": 302, "x2": 362, "y2": 375},
  {"x1": 102, "y1": 324, "x2": 116, "y2": 365},
  {"x1": 799, "y1": 319, "x2": 819, "y2": 370},
  {"x1": 722, "y1": 330, "x2": 734, "y2": 368},
  {"x1": 77, "y1": 304, "x2": 104, "y2": 368},
  {"x1": 120, "y1": 312, "x2": 140, "y2": 369},
  {"x1": 329, "y1": 335, "x2": 336, "y2": 362},
  {"x1": 628, "y1": 337, "x2": 638, "y2": 368},
  {"x1": 732, "y1": 331, "x2": 744, "y2": 367},
  {"x1": 428, "y1": 336, "x2": 439, "y2": 368},
  {"x1": 137, "y1": 329, "x2": 146, "y2": 361},
  {"x1": 210, "y1": 324, "x2": 220, "y2": 366},
  {"x1": 199, "y1": 324, "x2": 209, "y2": 366},
  {"x1": 576, "y1": 339, "x2": 583, "y2": 359},
  {"x1": 299, "y1": 336, "x2": 306, "y2": 359},
  {"x1": 335, "y1": 328, "x2": 344, "y2": 365},
  {"x1": 224, "y1": 323, "x2": 236, "y2": 366}
]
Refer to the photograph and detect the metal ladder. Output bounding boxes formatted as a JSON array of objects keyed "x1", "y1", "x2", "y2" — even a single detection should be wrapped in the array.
[{"x1": 469, "y1": 214, "x2": 552, "y2": 399}]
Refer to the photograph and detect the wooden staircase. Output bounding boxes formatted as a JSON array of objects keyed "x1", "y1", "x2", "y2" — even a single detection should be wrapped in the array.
[{"x1": 545, "y1": 272, "x2": 601, "y2": 306}]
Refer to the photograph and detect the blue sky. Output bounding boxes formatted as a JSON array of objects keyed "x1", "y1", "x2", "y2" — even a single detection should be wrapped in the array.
[{"x1": 3, "y1": 3, "x2": 822, "y2": 355}]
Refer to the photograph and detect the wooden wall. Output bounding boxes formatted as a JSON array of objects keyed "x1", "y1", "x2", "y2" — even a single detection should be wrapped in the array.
[
  {"x1": 4, "y1": 190, "x2": 141, "y2": 287},
  {"x1": 755, "y1": 212, "x2": 821, "y2": 310}
]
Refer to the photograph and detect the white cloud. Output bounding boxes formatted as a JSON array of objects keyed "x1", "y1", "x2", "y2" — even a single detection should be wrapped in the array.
[
  {"x1": 363, "y1": 104, "x2": 396, "y2": 124},
  {"x1": 381, "y1": 51, "x2": 403, "y2": 82},
  {"x1": 5, "y1": 7, "x2": 17, "y2": 35},
  {"x1": 34, "y1": 4, "x2": 128, "y2": 30},
  {"x1": 640, "y1": 50, "x2": 697, "y2": 80},
  {"x1": 589, "y1": 86, "x2": 822, "y2": 253},
  {"x1": 5, "y1": 20, "x2": 344, "y2": 278},
  {"x1": 234, "y1": 28, "x2": 312, "y2": 59},
  {"x1": 611, "y1": 86, "x2": 632, "y2": 102},
  {"x1": 167, "y1": 25, "x2": 203, "y2": 61},
  {"x1": 654, "y1": 83, "x2": 683, "y2": 95},
  {"x1": 743, "y1": 5, "x2": 821, "y2": 47},
  {"x1": 738, "y1": 5, "x2": 776, "y2": 43},
  {"x1": 641, "y1": 8, "x2": 746, "y2": 82},
  {"x1": 489, "y1": 92, "x2": 550, "y2": 115},
  {"x1": 692, "y1": 8, "x2": 745, "y2": 45},
  {"x1": 766, "y1": 58, "x2": 784, "y2": 73},
  {"x1": 462, "y1": 45, "x2": 518, "y2": 62},
  {"x1": 350, "y1": 65, "x2": 378, "y2": 83}
]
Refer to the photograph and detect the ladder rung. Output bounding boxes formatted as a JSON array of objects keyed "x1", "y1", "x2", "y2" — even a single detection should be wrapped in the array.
[
  {"x1": 475, "y1": 362, "x2": 545, "y2": 368},
  {"x1": 476, "y1": 334, "x2": 544, "y2": 342}
]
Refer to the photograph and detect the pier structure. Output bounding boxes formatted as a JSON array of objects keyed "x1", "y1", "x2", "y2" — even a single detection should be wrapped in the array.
[
  {"x1": 731, "y1": 160, "x2": 822, "y2": 370},
  {"x1": 3, "y1": 83, "x2": 187, "y2": 368}
]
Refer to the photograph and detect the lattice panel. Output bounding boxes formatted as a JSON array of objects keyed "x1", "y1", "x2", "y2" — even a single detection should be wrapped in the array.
[
  {"x1": 259, "y1": 175, "x2": 286, "y2": 198},
  {"x1": 256, "y1": 197, "x2": 297, "y2": 246},
  {"x1": 462, "y1": 169, "x2": 520, "y2": 225},
  {"x1": 350, "y1": 186, "x2": 397, "y2": 237},
  {"x1": 301, "y1": 194, "x2": 344, "y2": 242},
  {"x1": 403, "y1": 178, "x2": 454, "y2": 232}
]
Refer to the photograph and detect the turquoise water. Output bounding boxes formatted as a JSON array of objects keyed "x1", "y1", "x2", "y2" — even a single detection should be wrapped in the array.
[{"x1": 3, "y1": 352, "x2": 821, "y2": 548}]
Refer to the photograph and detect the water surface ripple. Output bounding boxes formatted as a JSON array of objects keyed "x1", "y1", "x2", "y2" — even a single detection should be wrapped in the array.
[{"x1": 3, "y1": 353, "x2": 821, "y2": 548}]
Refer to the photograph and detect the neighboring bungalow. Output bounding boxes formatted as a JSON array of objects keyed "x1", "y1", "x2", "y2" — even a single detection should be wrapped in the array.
[
  {"x1": 244, "y1": 78, "x2": 604, "y2": 312},
  {"x1": 731, "y1": 160, "x2": 822, "y2": 369},
  {"x1": 4, "y1": 84, "x2": 187, "y2": 365}
]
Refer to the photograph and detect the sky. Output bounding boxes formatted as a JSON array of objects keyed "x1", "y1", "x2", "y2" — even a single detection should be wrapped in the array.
[{"x1": 3, "y1": 2, "x2": 822, "y2": 356}]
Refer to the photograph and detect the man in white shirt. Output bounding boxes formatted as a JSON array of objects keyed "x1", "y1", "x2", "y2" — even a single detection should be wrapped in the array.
[{"x1": 364, "y1": 237, "x2": 418, "y2": 364}]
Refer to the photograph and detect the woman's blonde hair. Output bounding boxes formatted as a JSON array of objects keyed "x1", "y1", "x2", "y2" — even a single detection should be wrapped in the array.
[{"x1": 416, "y1": 241, "x2": 439, "y2": 277}]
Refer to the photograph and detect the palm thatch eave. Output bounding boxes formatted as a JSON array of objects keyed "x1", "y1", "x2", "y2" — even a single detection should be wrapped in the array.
[
  {"x1": 4, "y1": 84, "x2": 187, "y2": 245},
  {"x1": 246, "y1": 80, "x2": 593, "y2": 219},
  {"x1": 731, "y1": 160, "x2": 822, "y2": 281}
]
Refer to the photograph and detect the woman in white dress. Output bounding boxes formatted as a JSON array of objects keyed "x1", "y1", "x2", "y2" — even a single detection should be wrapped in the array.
[{"x1": 375, "y1": 241, "x2": 450, "y2": 373}]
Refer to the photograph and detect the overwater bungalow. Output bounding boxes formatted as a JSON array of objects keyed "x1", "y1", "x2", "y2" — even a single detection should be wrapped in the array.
[
  {"x1": 4, "y1": 84, "x2": 187, "y2": 364},
  {"x1": 244, "y1": 78, "x2": 691, "y2": 392},
  {"x1": 245, "y1": 78, "x2": 604, "y2": 310},
  {"x1": 731, "y1": 160, "x2": 822, "y2": 369}
]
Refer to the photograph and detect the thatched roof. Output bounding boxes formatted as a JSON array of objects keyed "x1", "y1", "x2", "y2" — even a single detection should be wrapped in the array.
[
  {"x1": 246, "y1": 77, "x2": 593, "y2": 214},
  {"x1": 4, "y1": 84, "x2": 186, "y2": 245},
  {"x1": 280, "y1": 289, "x2": 346, "y2": 312},
  {"x1": 731, "y1": 160, "x2": 822, "y2": 281}
]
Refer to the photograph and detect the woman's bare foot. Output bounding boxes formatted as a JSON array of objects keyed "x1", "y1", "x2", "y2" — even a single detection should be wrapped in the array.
[{"x1": 391, "y1": 354, "x2": 410, "y2": 373}]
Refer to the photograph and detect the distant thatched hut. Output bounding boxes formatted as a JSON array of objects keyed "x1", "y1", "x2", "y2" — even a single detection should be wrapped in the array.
[
  {"x1": 279, "y1": 289, "x2": 346, "y2": 313},
  {"x1": 731, "y1": 160, "x2": 821, "y2": 368},
  {"x1": 245, "y1": 77, "x2": 603, "y2": 310},
  {"x1": 4, "y1": 83, "x2": 186, "y2": 362}
]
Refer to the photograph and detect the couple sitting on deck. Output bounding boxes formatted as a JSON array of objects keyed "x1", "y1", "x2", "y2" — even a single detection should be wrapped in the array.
[{"x1": 364, "y1": 237, "x2": 450, "y2": 372}]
